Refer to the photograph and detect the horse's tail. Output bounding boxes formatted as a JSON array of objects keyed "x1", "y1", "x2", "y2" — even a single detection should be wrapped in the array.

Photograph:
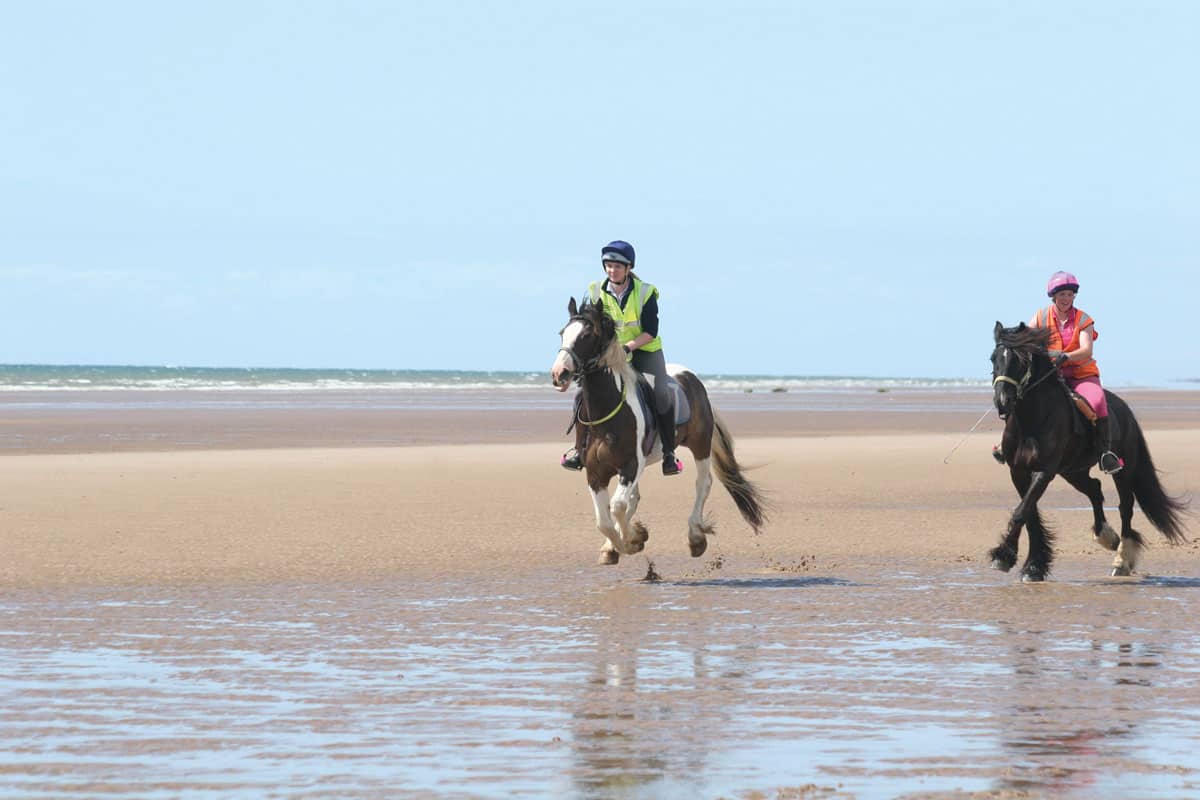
[
  {"x1": 711, "y1": 411, "x2": 768, "y2": 533},
  {"x1": 1121, "y1": 401, "x2": 1190, "y2": 543}
]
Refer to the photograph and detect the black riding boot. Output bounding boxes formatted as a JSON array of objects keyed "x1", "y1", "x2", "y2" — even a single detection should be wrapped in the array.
[
  {"x1": 1096, "y1": 416, "x2": 1124, "y2": 474},
  {"x1": 658, "y1": 410, "x2": 680, "y2": 475},
  {"x1": 561, "y1": 398, "x2": 587, "y2": 471},
  {"x1": 561, "y1": 425, "x2": 587, "y2": 471}
]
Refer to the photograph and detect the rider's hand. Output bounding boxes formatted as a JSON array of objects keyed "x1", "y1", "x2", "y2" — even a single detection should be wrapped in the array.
[{"x1": 1053, "y1": 352, "x2": 1069, "y2": 367}]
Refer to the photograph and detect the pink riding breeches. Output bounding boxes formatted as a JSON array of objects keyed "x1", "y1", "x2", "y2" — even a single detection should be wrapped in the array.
[{"x1": 1067, "y1": 375, "x2": 1107, "y2": 418}]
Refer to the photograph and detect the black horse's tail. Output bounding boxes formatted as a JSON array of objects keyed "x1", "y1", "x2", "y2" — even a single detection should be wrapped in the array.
[
  {"x1": 711, "y1": 411, "x2": 768, "y2": 533},
  {"x1": 1122, "y1": 402, "x2": 1190, "y2": 543}
]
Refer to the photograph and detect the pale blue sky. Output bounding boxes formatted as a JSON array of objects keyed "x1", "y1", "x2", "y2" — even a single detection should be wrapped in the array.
[{"x1": 2, "y1": 1, "x2": 1196, "y2": 384}]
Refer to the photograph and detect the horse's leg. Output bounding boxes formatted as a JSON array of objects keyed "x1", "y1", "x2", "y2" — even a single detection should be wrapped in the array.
[
  {"x1": 1062, "y1": 470, "x2": 1118, "y2": 551},
  {"x1": 1017, "y1": 471, "x2": 1057, "y2": 582},
  {"x1": 989, "y1": 468, "x2": 1031, "y2": 572},
  {"x1": 610, "y1": 476, "x2": 647, "y2": 555},
  {"x1": 589, "y1": 485, "x2": 623, "y2": 565},
  {"x1": 686, "y1": 455, "x2": 715, "y2": 557},
  {"x1": 1110, "y1": 472, "x2": 1145, "y2": 576},
  {"x1": 625, "y1": 480, "x2": 649, "y2": 550}
]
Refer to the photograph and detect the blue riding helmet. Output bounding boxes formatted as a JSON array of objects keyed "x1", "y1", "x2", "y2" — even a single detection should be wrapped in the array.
[{"x1": 601, "y1": 240, "x2": 635, "y2": 267}]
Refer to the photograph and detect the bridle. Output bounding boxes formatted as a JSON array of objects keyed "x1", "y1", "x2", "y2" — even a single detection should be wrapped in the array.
[
  {"x1": 557, "y1": 315, "x2": 605, "y2": 385},
  {"x1": 559, "y1": 314, "x2": 626, "y2": 426},
  {"x1": 992, "y1": 345, "x2": 1059, "y2": 415}
]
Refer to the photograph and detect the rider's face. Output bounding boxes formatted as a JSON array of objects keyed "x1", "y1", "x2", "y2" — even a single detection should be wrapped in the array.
[
  {"x1": 1052, "y1": 288, "x2": 1076, "y2": 312},
  {"x1": 604, "y1": 261, "x2": 630, "y2": 285}
]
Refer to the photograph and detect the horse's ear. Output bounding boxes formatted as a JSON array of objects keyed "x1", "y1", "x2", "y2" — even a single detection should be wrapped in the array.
[
  {"x1": 1017, "y1": 322, "x2": 1027, "y2": 331},
  {"x1": 994, "y1": 321, "x2": 1003, "y2": 342},
  {"x1": 568, "y1": 297, "x2": 578, "y2": 316}
]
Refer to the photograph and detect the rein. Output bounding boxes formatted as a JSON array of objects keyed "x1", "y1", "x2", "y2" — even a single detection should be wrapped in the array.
[{"x1": 576, "y1": 375, "x2": 626, "y2": 427}]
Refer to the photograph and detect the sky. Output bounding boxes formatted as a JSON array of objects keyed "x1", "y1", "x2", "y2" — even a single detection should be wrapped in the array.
[{"x1": 2, "y1": 1, "x2": 1197, "y2": 384}]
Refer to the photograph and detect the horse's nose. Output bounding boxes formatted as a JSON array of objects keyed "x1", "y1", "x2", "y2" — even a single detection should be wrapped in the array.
[{"x1": 994, "y1": 391, "x2": 1010, "y2": 418}]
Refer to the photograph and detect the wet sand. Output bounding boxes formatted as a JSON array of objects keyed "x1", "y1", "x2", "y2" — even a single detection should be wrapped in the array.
[{"x1": 3, "y1": 390, "x2": 1200, "y2": 797}]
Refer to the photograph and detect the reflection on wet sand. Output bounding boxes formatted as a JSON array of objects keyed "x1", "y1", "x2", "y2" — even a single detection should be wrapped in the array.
[
  {"x1": 567, "y1": 583, "x2": 739, "y2": 797},
  {"x1": 4, "y1": 565, "x2": 1200, "y2": 798},
  {"x1": 989, "y1": 608, "x2": 1195, "y2": 797}
]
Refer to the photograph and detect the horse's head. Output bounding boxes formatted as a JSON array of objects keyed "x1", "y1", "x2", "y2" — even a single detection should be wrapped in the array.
[
  {"x1": 551, "y1": 297, "x2": 617, "y2": 390},
  {"x1": 991, "y1": 321, "x2": 1051, "y2": 418}
]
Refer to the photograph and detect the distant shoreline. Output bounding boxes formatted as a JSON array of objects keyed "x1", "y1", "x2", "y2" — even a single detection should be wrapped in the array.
[
  {"x1": 3, "y1": 387, "x2": 1199, "y2": 455},
  {"x1": 2, "y1": 363, "x2": 1197, "y2": 393}
]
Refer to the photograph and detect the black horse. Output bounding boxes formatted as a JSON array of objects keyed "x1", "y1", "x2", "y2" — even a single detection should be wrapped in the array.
[{"x1": 989, "y1": 321, "x2": 1188, "y2": 581}]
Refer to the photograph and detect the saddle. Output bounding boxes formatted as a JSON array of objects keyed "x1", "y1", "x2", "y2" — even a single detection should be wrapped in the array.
[
  {"x1": 1062, "y1": 383, "x2": 1120, "y2": 454},
  {"x1": 635, "y1": 374, "x2": 691, "y2": 457},
  {"x1": 1071, "y1": 392, "x2": 1097, "y2": 425}
]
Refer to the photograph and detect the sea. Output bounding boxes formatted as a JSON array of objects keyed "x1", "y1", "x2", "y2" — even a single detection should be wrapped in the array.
[
  {"x1": 4, "y1": 362, "x2": 1196, "y2": 421},
  {"x1": 0, "y1": 363, "x2": 1009, "y2": 419},
  {"x1": 0, "y1": 363, "x2": 990, "y2": 395}
]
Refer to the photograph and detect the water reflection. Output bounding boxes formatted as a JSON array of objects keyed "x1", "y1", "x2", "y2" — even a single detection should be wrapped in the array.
[
  {"x1": 988, "y1": 612, "x2": 1187, "y2": 796},
  {"x1": 3, "y1": 570, "x2": 1200, "y2": 798},
  {"x1": 567, "y1": 583, "x2": 734, "y2": 797}
]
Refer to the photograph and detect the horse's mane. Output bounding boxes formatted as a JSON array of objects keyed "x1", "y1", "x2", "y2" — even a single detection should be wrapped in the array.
[
  {"x1": 578, "y1": 299, "x2": 638, "y2": 382},
  {"x1": 997, "y1": 324, "x2": 1051, "y2": 361}
]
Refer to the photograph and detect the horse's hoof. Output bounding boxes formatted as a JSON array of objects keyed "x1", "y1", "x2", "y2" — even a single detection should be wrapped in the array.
[
  {"x1": 991, "y1": 558, "x2": 1013, "y2": 573},
  {"x1": 689, "y1": 537, "x2": 707, "y2": 558},
  {"x1": 1095, "y1": 523, "x2": 1120, "y2": 551},
  {"x1": 1021, "y1": 572, "x2": 1045, "y2": 583},
  {"x1": 597, "y1": 550, "x2": 619, "y2": 566},
  {"x1": 1111, "y1": 565, "x2": 1131, "y2": 577}
]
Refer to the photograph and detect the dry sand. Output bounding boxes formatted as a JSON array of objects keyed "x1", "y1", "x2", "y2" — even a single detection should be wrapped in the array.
[{"x1": 3, "y1": 390, "x2": 1198, "y2": 587}]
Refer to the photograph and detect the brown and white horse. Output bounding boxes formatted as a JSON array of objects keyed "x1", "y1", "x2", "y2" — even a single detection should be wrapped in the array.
[{"x1": 551, "y1": 297, "x2": 767, "y2": 564}]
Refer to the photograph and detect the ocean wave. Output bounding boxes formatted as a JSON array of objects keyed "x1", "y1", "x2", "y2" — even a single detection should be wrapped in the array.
[{"x1": 0, "y1": 365, "x2": 1181, "y2": 393}]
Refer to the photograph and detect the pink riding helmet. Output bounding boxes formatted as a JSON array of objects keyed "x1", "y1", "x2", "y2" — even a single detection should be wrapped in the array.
[{"x1": 1046, "y1": 271, "x2": 1080, "y2": 297}]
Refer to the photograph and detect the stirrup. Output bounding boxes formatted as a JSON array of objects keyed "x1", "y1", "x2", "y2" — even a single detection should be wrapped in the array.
[
  {"x1": 991, "y1": 444, "x2": 1005, "y2": 464},
  {"x1": 1099, "y1": 451, "x2": 1124, "y2": 475},
  {"x1": 561, "y1": 449, "x2": 583, "y2": 471},
  {"x1": 662, "y1": 452, "x2": 682, "y2": 476}
]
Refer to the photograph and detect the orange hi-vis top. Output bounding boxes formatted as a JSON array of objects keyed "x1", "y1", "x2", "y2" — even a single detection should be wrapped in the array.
[{"x1": 1034, "y1": 305, "x2": 1100, "y2": 380}]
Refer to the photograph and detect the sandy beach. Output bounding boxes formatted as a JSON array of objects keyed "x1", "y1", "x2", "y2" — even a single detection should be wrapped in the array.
[
  {"x1": 3, "y1": 389, "x2": 1198, "y2": 587},
  {"x1": 4, "y1": 389, "x2": 1200, "y2": 797}
]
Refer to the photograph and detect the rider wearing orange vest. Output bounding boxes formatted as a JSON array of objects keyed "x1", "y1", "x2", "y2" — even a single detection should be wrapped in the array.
[{"x1": 1033, "y1": 271, "x2": 1122, "y2": 474}]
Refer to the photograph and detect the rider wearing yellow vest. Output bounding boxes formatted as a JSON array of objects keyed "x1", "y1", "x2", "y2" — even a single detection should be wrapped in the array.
[
  {"x1": 561, "y1": 240, "x2": 681, "y2": 475},
  {"x1": 586, "y1": 275, "x2": 663, "y2": 354}
]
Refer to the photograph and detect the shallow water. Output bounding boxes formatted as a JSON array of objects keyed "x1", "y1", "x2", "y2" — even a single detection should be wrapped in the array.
[{"x1": 4, "y1": 565, "x2": 1200, "y2": 798}]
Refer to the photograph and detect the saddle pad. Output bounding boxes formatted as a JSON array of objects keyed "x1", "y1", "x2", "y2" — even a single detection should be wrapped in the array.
[
  {"x1": 667, "y1": 378, "x2": 691, "y2": 425},
  {"x1": 635, "y1": 376, "x2": 692, "y2": 457}
]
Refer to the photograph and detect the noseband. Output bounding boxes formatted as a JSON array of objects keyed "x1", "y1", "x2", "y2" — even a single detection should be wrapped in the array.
[
  {"x1": 992, "y1": 370, "x2": 1030, "y2": 396},
  {"x1": 992, "y1": 347, "x2": 1059, "y2": 410},
  {"x1": 557, "y1": 344, "x2": 598, "y2": 383}
]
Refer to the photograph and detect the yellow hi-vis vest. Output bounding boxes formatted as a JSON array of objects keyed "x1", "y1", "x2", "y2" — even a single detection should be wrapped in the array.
[{"x1": 586, "y1": 276, "x2": 663, "y2": 352}]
